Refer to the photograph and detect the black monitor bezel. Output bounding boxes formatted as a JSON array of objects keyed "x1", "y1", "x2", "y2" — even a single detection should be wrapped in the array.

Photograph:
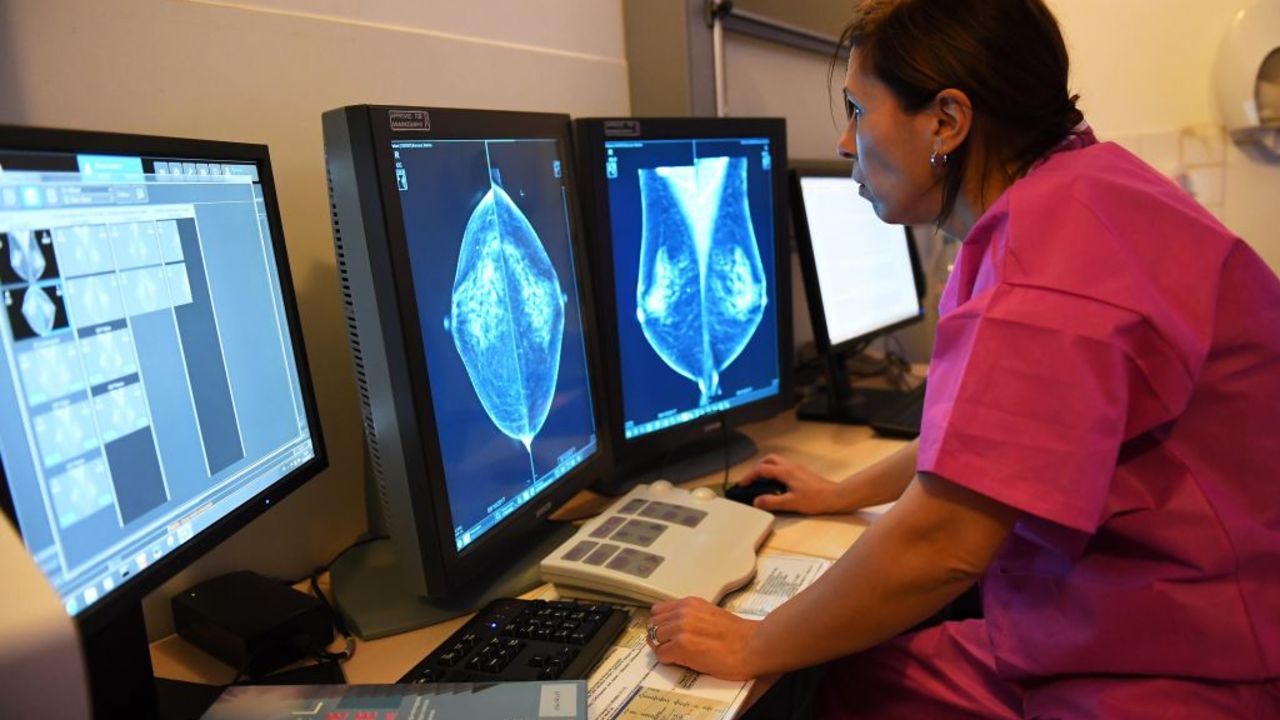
[
  {"x1": 789, "y1": 160, "x2": 926, "y2": 356},
  {"x1": 359, "y1": 106, "x2": 611, "y2": 592},
  {"x1": 574, "y1": 117, "x2": 795, "y2": 475},
  {"x1": 0, "y1": 124, "x2": 328, "y2": 637}
]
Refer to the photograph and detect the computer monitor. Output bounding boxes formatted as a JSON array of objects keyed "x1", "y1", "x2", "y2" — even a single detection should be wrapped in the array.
[
  {"x1": 0, "y1": 126, "x2": 326, "y2": 718},
  {"x1": 575, "y1": 118, "x2": 794, "y2": 495},
  {"x1": 789, "y1": 161, "x2": 925, "y2": 424},
  {"x1": 322, "y1": 105, "x2": 609, "y2": 637}
]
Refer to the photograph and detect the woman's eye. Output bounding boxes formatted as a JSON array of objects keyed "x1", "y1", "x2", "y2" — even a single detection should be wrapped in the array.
[{"x1": 844, "y1": 98, "x2": 861, "y2": 121}]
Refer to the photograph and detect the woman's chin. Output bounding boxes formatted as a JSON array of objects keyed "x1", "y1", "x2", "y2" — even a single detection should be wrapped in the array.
[
  {"x1": 867, "y1": 199, "x2": 898, "y2": 224},
  {"x1": 872, "y1": 202, "x2": 928, "y2": 227}
]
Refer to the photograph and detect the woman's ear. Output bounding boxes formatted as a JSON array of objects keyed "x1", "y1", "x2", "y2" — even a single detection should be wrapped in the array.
[{"x1": 932, "y1": 88, "x2": 974, "y2": 156}]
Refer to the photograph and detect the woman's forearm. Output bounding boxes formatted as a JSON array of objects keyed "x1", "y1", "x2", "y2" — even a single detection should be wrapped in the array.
[
  {"x1": 745, "y1": 472, "x2": 1015, "y2": 675},
  {"x1": 836, "y1": 439, "x2": 919, "y2": 511}
]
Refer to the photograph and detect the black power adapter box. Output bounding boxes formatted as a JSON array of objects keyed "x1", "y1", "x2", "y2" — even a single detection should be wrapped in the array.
[{"x1": 172, "y1": 570, "x2": 333, "y2": 677}]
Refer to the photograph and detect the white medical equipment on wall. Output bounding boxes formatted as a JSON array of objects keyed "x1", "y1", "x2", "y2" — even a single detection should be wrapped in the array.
[{"x1": 1214, "y1": 0, "x2": 1280, "y2": 159}]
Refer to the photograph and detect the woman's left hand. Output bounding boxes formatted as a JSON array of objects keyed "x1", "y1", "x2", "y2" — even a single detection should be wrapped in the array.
[{"x1": 646, "y1": 597, "x2": 761, "y2": 681}]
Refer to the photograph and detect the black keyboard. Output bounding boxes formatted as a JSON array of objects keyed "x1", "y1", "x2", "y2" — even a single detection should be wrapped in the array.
[
  {"x1": 868, "y1": 383, "x2": 926, "y2": 439},
  {"x1": 398, "y1": 598, "x2": 629, "y2": 684}
]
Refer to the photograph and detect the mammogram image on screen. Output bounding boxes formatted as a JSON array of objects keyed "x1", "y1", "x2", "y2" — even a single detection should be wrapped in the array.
[
  {"x1": 636, "y1": 156, "x2": 767, "y2": 404},
  {"x1": 445, "y1": 172, "x2": 566, "y2": 479},
  {"x1": 396, "y1": 136, "x2": 598, "y2": 543}
]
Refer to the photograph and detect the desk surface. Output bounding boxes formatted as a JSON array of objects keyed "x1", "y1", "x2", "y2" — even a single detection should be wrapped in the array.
[{"x1": 150, "y1": 412, "x2": 904, "y2": 695}]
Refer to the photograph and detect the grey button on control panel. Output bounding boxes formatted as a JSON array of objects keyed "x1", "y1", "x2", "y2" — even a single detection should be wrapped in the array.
[
  {"x1": 583, "y1": 543, "x2": 621, "y2": 566},
  {"x1": 638, "y1": 500, "x2": 707, "y2": 528},
  {"x1": 605, "y1": 548, "x2": 664, "y2": 578},
  {"x1": 561, "y1": 540, "x2": 598, "y2": 562},
  {"x1": 609, "y1": 518, "x2": 667, "y2": 548},
  {"x1": 617, "y1": 499, "x2": 648, "y2": 515},
  {"x1": 589, "y1": 515, "x2": 627, "y2": 539}
]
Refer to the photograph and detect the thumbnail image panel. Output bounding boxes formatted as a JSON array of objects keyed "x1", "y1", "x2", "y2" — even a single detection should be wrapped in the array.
[
  {"x1": 1, "y1": 229, "x2": 60, "y2": 284},
  {"x1": 5, "y1": 283, "x2": 71, "y2": 341},
  {"x1": 108, "y1": 221, "x2": 162, "y2": 271},
  {"x1": 119, "y1": 266, "x2": 171, "y2": 317},
  {"x1": 156, "y1": 220, "x2": 185, "y2": 264},
  {"x1": 164, "y1": 263, "x2": 193, "y2": 307},
  {"x1": 92, "y1": 381, "x2": 150, "y2": 443},
  {"x1": 47, "y1": 456, "x2": 114, "y2": 529},
  {"x1": 78, "y1": 327, "x2": 139, "y2": 387},
  {"x1": 32, "y1": 398, "x2": 98, "y2": 468},
  {"x1": 64, "y1": 274, "x2": 126, "y2": 328},
  {"x1": 17, "y1": 338, "x2": 86, "y2": 405},
  {"x1": 53, "y1": 225, "x2": 113, "y2": 278}
]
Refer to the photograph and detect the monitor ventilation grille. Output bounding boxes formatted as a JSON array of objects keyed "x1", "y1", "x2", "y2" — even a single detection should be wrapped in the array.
[{"x1": 327, "y1": 165, "x2": 391, "y2": 524}]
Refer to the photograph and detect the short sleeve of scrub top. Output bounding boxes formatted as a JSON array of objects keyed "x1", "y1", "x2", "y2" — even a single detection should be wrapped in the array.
[{"x1": 915, "y1": 195, "x2": 1197, "y2": 535}]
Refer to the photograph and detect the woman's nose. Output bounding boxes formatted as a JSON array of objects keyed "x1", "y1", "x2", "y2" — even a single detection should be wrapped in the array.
[{"x1": 837, "y1": 125, "x2": 857, "y2": 160}]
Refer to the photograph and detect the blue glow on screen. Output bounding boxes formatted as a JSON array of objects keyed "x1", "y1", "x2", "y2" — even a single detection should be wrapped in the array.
[
  {"x1": 392, "y1": 138, "x2": 598, "y2": 551},
  {"x1": 602, "y1": 138, "x2": 781, "y2": 440}
]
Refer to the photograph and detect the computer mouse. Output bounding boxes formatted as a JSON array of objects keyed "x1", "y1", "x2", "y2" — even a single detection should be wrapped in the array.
[{"x1": 724, "y1": 479, "x2": 788, "y2": 506}]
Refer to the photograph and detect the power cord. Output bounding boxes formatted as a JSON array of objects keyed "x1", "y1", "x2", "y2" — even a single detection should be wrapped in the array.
[
  {"x1": 276, "y1": 533, "x2": 388, "y2": 670},
  {"x1": 283, "y1": 533, "x2": 387, "y2": 586},
  {"x1": 306, "y1": 572, "x2": 357, "y2": 663}
]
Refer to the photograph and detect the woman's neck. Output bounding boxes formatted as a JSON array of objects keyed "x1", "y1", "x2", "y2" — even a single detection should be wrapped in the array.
[{"x1": 940, "y1": 162, "x2": 1017, "y2": 241}]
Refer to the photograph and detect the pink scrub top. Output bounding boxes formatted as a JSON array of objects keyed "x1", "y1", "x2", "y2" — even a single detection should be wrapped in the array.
[{"x1": 916, "y1": 131, "x2": 1280, "y2": 683}]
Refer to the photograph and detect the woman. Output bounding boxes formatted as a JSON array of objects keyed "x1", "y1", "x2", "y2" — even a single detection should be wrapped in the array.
[{"x1": 645, "y1": 0, "x2": 1280, "y2": 716}]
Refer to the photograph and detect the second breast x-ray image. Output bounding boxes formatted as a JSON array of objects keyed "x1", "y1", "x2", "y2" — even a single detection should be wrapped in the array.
[
  {"x1": 605, "y1": 138, "x2": 781, "y2": 439},
  {"x1": 394, "y1": 138, "x2": 597, "y2": 550}
]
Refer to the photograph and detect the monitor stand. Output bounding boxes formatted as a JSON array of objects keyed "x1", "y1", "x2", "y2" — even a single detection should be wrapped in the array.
[
  {"x1": 797, "y1": 352, "x2": 910, "y2": 425},
  {"x1": 593, "y1": 428, "x2": 758, "y2": 496},
  {"x1": 329, "y1": 521, "x2": 579, "y2": 641}
]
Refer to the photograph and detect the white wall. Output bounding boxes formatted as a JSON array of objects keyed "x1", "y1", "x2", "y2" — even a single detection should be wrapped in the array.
[
  {"x1": 723, "y1": 1, "x2": 1280, "y2": 361},
  {"x1": 1047, "y1": 0, "x2": 1280, "y2": 271},
  {"x1": 0, "y1": 0, "x2": 628, "y2": 638}
]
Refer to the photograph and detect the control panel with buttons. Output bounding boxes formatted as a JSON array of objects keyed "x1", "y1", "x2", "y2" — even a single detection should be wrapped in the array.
[{"x1": 540, "y1": 480, "x2": 774, "y2": 605}]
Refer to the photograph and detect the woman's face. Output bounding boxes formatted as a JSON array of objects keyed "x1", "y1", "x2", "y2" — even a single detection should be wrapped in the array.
[{"x1": 838, "y1": 53, "x2": 941, "y2": 225}]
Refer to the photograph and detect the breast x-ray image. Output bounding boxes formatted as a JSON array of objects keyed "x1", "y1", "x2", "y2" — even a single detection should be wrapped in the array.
[
  {"x1": 447, "y1": 174, "x2": 566, "y2": 480},
  {"x1": 603, "y1": 136, "x2": 781, "y2": 439},
  {"x1": 393, "y1": 137, "x2": 598, "y2": 540},
  {"x1": 636, "y1": 156, "x2": 767, "y2": 405}
]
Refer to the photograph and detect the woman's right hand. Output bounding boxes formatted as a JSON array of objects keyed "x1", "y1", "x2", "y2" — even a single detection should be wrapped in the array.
[{"x1": 734, "y1": 454, "x2": 851, "y2": 515}]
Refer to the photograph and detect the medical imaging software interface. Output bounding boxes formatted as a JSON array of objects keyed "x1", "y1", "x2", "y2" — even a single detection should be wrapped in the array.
[
  {"x1": 392, "y1": 138, "x2": 597, "y2": 551},
  {"x1": 0, "y1": 150, "x2": 316, "y2": 615},
  {"x1": 603, "y1": 137, "x2": 781, "y2": 440},
  {"x1": 798, "y1": 176, "x2": 918, "y2": 346}
]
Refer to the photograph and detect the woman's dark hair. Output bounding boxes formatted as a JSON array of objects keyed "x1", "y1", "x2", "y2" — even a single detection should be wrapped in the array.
[{"x1": 835, "y1": 0, "x2": 1084, "y2": 224}]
